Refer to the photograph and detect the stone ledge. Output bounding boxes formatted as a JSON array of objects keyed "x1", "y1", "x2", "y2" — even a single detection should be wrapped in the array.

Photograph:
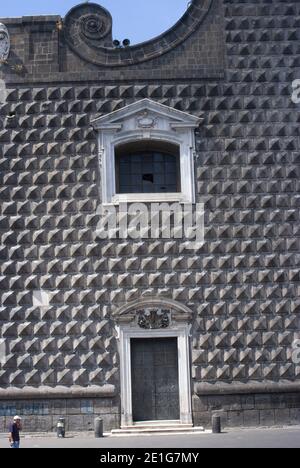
[
  {"x1": 1, "y1": 68, "x2": 225, "y2": 85},
  {"x1": 0, "y1": 16, "x2": 60, "y2": 24},
  {"x1": 0, "y1": 385, "x2": 116, "y2": 400},
  {"x1": 195, "y1": 381, "x2": 300, "y2": 396}
]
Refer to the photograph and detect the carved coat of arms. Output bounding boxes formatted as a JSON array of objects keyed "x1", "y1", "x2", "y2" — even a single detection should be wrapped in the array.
[
  {"x1": 0, "y1": 24, "x2": 10, "y2": 62},
  {"x1": 137, "y1": 309, "x2": 170, "y2": 329}
]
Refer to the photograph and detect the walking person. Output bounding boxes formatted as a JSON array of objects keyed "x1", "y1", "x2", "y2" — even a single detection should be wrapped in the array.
[{"x1": 8, "y1": 416, "x2": 22, "y2": 448}]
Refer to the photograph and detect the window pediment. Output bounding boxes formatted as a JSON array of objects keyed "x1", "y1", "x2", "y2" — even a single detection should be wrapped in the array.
[
  {"x1": 92, "y1": 98, "x2": 202, "y2": 131},
  {"x1": 113, "y1": 298, "x2": 195, "y2": 325}
]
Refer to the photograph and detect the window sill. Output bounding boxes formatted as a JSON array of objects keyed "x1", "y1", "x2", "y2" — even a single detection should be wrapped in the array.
[{"x1": 106, "y1": 193, "x2": 191, "y2": 206}]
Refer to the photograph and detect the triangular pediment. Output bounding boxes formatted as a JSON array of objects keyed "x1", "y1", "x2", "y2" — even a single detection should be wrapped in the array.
[{"x1": 92, "y1": 98, "x2": 202, "y2": 129}]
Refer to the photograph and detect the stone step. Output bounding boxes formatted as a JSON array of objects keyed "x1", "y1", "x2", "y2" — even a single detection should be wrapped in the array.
[
  {"x1": 122, "y1": 421, "x2": 193, "y2": 430},
  {"x1": 111, "y1": 425, "x2": 205, "y2": 436}
]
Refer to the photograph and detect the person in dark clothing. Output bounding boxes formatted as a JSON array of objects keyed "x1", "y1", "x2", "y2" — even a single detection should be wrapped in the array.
[{"x1": 9, "y1": 416, "x2": 22, "y2": 448}]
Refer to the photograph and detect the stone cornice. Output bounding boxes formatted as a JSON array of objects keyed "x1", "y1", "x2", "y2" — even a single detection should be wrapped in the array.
[
  {"x1": 195, "y1": 381, "x2": 300, "y2": 396},
  {"x1": 0, "y1": 385, "x2": 116, "y2": 400}
]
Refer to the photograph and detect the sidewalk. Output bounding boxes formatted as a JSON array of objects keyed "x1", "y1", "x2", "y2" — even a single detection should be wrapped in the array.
[
  {"x1": 0, "y1": 426, "x2": 300, "y2": 448},
  {"x1": 0, "y1": 431, "x2": 99, "y2": 439}
]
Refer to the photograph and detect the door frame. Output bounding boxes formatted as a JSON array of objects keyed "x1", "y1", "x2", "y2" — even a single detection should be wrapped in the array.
[
  {"x1": 118, "y1": 323, "x2": 192, "y2": 427},
  {"x1": 131, "y1": 337, "x2": 180, "y2": 423}
]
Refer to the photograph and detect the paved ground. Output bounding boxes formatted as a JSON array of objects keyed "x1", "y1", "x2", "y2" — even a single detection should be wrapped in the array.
[{"x1": 0, "y1": 426, "x2": 299, "y2": 448}]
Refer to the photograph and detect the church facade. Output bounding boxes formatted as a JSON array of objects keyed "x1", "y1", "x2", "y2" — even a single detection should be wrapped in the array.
[{"x1": 0, "y1": 0, "x2": 299, "y2": 432}]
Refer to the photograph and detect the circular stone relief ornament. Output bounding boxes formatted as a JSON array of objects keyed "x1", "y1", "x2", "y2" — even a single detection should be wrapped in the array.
[
  {"x1": 81, "y1": 14, "x2": 106, "y2": 40},
  {"x1": 64, "y1": 3, "x2": 113, "y2": 52},
  {"x1": 0, "y1": 23, "x2": 10, "y2": 62}
]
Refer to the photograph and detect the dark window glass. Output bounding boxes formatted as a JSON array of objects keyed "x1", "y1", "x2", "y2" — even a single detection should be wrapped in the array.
[{"x1": 116, "y1": 142, "x2": 180, "y2": 194}]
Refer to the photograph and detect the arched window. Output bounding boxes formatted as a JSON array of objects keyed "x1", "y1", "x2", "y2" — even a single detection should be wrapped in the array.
[{"x1": 115, "y1": 141, "x2": 180, "y2": 194}]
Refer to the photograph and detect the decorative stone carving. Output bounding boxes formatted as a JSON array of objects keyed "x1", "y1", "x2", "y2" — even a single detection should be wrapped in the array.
[
  {"x1": 64, "y1": 3, "x2": 113, "y2": 51},
  {"x1": 137, "y1": 112, "x2": 157, "y2": 129},
  {"x1": 81, "y1": 14, "x2": 109, "y2": 41},
  {"x1": 92, "y1": 98, "x2": 202, "y2": 205},
  {"x1": 114, "y1": 298, "x2": 195, "y2": 326},
  {"x1": 0, "y1": 23, "x2": 10, "y2": 62},
  {"x1": 63, "y1": 0, "x2": 213, "y2": 67},
  {"x1": 137, "y1": 309, "x2": 170, "y2": 329}
]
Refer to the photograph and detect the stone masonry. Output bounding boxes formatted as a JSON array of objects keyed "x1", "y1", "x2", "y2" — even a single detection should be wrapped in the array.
[{"x1": 0, "y1": 0, "x2": 299, "y2": 431}]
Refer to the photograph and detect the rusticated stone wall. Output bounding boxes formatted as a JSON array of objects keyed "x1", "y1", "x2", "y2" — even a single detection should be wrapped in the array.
[{"x1": 0, "y1": 0, "x2": 299, "y2": 431}]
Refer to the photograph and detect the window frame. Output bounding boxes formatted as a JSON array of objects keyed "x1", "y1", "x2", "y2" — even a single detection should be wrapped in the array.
[
  {"x1": 92, "y1": 99, "x2": 202, "y2": 206},
  {"x1": 115, "y1": 141, "x2": 181, "y2": 196},
  {"x1": 110, "y1": 136, "x2": 192, "y2": 205}
]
